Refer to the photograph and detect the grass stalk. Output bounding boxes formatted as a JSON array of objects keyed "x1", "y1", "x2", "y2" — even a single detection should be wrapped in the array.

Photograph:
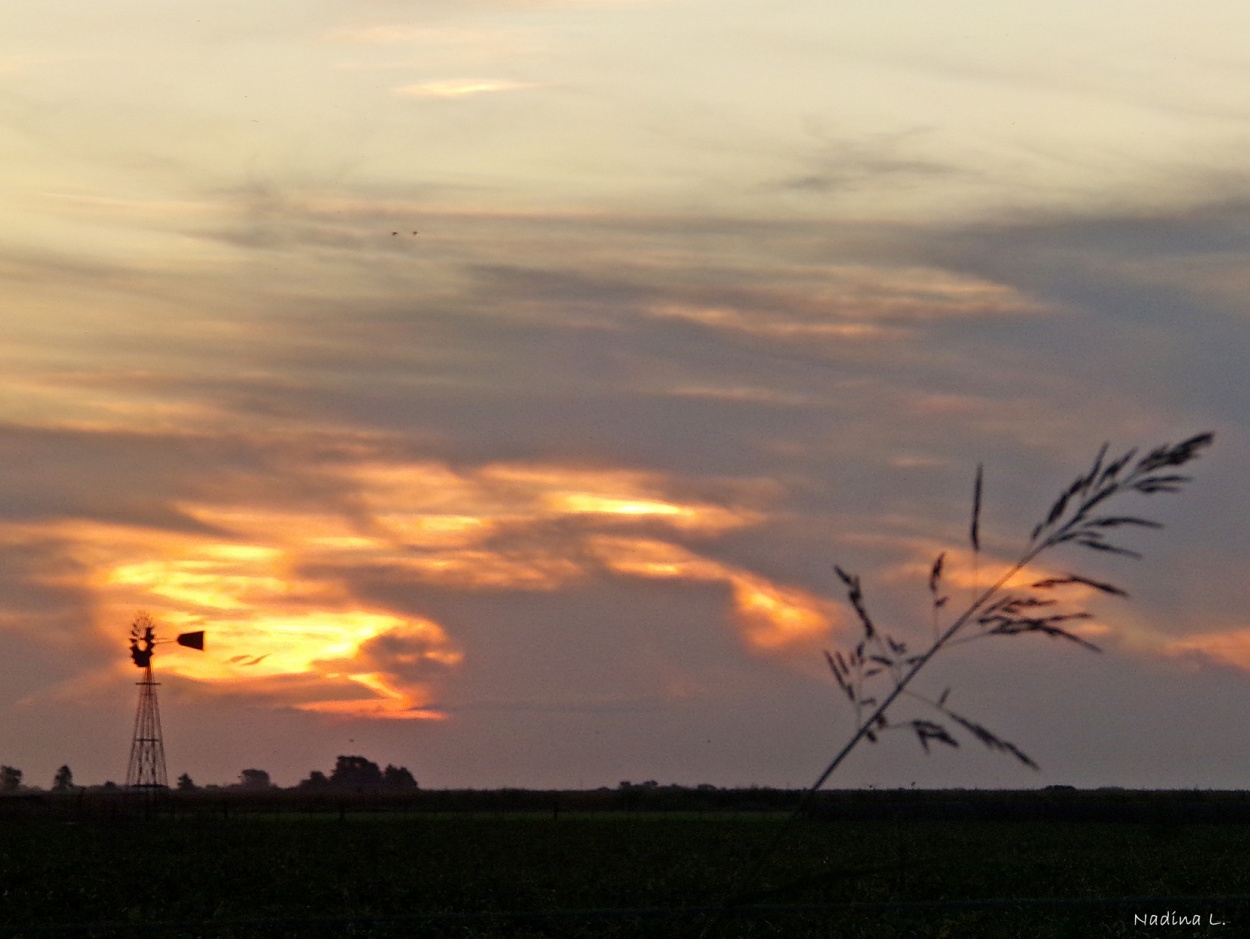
[{"x1": 701, "y1": 432, "x2": 1214, "y2": 936}]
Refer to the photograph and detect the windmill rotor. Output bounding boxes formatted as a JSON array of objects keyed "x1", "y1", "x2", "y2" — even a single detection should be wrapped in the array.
[{"x1": 128, "y1": 614, "x2": 156, "y2": 668}]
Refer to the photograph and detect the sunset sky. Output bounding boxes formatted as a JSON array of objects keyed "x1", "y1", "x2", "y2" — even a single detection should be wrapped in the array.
[{"x1": 3, "y1": 0, "x2": 1250, "y2": 790}]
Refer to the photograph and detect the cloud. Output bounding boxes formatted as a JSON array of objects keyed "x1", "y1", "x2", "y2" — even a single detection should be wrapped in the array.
[
  {"x1": 307, "y1": 620, "x2": 463, "y2": 719},
  {"x1": 393, "y1": 79, "x2": 539, "y2": 99},
  {"x1": 332, "y1": 26, "x2": 488, "y2": 46},
  {"x1": 0, "y1": 413, "x2": 838, "y2": 720},
  {"x1": 1164, "y1": 629, "x2": 1250, "y2": 674},
  {"x1": 328, "y1": 24, "x2": 537, "y2": 55},
  {"x1": 0, "y1": 54, "x2": 86, "y2": 78},
  {"x1": 1, "y1": 162, "x2": 1247, "y2": 785},
  {"x1": 776, "y1": 132, "x2": 968, "y2": 196},
  {"x1": 588, "y1": 536, "x2": 840, "y2": 652}
]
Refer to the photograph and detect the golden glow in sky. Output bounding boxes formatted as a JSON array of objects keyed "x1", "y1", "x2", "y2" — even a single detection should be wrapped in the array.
[
  {"x1": 394, "y1": 80, "x2": 537, "y2": 99},
  {"x1": 24, "y1": 458, "x2": 831, "y2": 720}
]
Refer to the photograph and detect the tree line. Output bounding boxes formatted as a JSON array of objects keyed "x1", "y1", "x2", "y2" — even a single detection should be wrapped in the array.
[
  {"x1": 222, "y1": 755, "x2": 418, "y2": 792},
  {"x1": 0, "y1": 764, "x2": 74, "y2": 792},
  {"x1": 0, "y1": 756, "x2": 416, "y2": 793}
]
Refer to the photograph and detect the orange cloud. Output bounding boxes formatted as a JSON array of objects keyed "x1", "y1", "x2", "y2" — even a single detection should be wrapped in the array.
[
  {"x1": 840, "y1": 538, "x2": 1122, "y2": 649},
  {"x1": 389, "y1": 551, "x2": 585, "y2": 591},
  {"x1": 304, "y1": 620, "x2": 464, "y2": 720},
  {"x1": 731, "y1": 574, "x2": 835, "y2": 651},
  {"x1": 393, "y1": 80, "x2": 537, "y2": 99},
  {"x1": 1164, "y1": 629, "x2": 1250, "y2": 672},
  {"x1": 20, "y1": 517, "x2": 459, "y2": 718},
  {"x1": 647, "y1": 266, "x2": 1041, "y2": 345},
  {"x1": 590, "y1": 536, "x2": 840, "y2": 652},
  {"x1": 651, "y1": 304, "x2": 889, "y2": 340},
  {"x1": 886, "y1": 543, "x2": 1064, "y2": 594},
  {"x1": 9, "y1": 454, "x2": 823, "y2": 717}
]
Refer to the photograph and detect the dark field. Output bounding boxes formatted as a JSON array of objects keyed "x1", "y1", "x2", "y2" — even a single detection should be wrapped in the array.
[{"x1": 2, "y1": 790, "x2": 1250, "y2": 938}]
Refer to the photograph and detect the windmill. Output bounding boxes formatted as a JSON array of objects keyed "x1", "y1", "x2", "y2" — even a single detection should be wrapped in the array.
[{"x1": 125, "y1": 612, "x2": 205, "y2": 790}]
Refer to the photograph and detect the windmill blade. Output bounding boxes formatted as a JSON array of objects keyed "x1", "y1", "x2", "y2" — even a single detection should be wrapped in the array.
[{"x1": 176, "y1": 631, "x2": 205, "y2": 650}]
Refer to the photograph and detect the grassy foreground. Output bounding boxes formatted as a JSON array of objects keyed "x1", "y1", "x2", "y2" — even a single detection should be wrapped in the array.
[{"x1": 1, "y1": 804, "x2": 1250, "y2": 938}]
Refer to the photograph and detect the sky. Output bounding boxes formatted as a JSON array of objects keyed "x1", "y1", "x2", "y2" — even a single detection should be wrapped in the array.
[{"x1": 2, "y1": 0, "x2": 1250, "y2": 791}]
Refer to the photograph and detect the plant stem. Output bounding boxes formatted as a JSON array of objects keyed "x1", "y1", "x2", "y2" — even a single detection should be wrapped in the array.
[{"x1": 703, "y1": 544, "x2": 1045, "y2": 935}]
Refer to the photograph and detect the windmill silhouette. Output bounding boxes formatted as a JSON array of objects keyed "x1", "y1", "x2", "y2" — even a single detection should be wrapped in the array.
[{"x1": 125, "y1": 612, "x2": 205, "y2": 790}]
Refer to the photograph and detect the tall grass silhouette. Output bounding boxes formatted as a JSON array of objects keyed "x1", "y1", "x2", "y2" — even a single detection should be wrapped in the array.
[{"x1": 704, "y1": 432, "x2": 1215, "y2": 933}]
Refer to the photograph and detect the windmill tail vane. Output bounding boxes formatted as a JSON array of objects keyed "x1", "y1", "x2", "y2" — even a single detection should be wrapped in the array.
[{"x1": 124, "y1": 612, "x2": 205, "y2": 790}]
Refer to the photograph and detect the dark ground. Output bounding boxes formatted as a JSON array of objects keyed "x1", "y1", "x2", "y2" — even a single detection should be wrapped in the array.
[{"x1": 1, "y1": 788, "x2": 1248, "y2": 938}]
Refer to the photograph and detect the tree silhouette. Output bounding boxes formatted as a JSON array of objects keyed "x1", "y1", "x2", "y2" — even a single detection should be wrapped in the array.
[
  {"x1": 296, "y1": 770, "x2": 330, "y2": 790},
  {"x1": 330, "y1": 755, "x2": 383, "y2": 790},
  {"x1": 295, "y1": 757, "x2": 418, "y2": 791},
  {"x1": 52, "y1": 765, "x2": 73, "y2": 791},
  {"x1": 176, "y1": 773, "x2": 196, "y2": 791},
  {"x1": 0, "y1": 766, "x2": 21, "y2": 792},
  {"x1": 382, "y1": 764, "x2": 418, "y2": 790},
  {"x1": 238, "y1": 768, "x2": 272, "y2": 790}
]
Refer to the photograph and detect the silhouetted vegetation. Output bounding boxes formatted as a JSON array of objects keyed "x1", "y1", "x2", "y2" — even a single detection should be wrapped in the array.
[
  {"x1": 297, "y1": 770, "x2": 330, "y2": 791},
  {"x1": 332, "y1": 755, "x2": 383, "y2": 790},
  {"x1": 383, "y1": 763, "x2": 417, "y2": 789},
  {"x1": 12, "y1": 781, "x2": 1250, "y2": 825},
  {"x1": 708, "y1": 434, "x2": 1216, "y2": 931},
  {"x1": 822, "y1": 433, "x2": 1213, "y2": 780},
  {"x1": 238, "y1": 768, "x2": 273, "y2": 790},
  {"x1": 295, "y1": 755, "x2": 418, "y2": 793},
  {"x1": 0, "y1": 765, "x2": 21, "y2": 792},
  {"x1": 51, "y1": 765, "x2": 73, "y2": 792}
]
